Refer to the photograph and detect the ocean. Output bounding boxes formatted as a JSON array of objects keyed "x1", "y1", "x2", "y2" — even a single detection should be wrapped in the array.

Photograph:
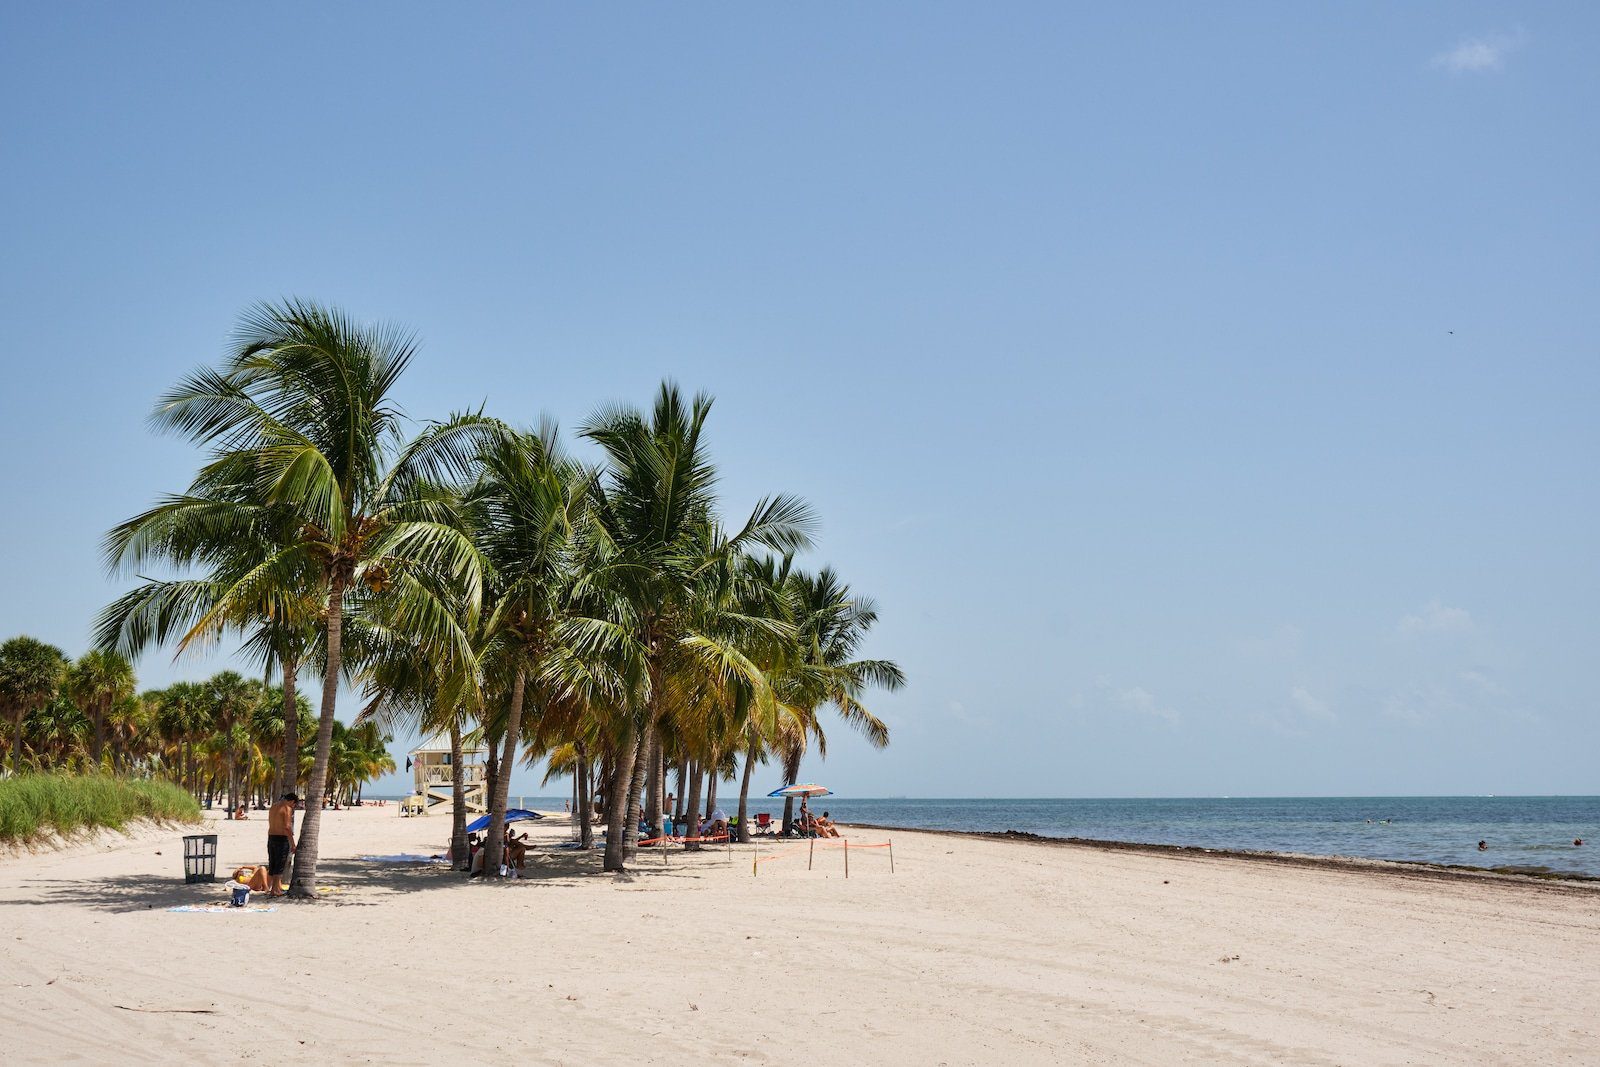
[{"x1": 435, "y1": 793, "x2": 1600, "y2": 878}]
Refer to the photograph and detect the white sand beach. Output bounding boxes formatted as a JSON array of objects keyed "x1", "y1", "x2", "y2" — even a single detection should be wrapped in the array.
[{"x1": 2, "y1": 807, "x2": 1596, "y2": 1065}]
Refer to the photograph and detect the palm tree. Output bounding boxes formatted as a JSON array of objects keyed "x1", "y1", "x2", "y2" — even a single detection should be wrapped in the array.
[
  {"x1": 103, "y1": 299, "x2": 491, "y2": 897},
  {"x1": 23, "y1": 693, "x2": 92, "y2": 770},
  {"x1": 464, "y1": 424, "x2": 594, "y2": 875},
  {"x1": 577, "y1": 383, "x2": 813, "y2": 870},
  {"x1": 97, "y1": 540, "x2": 322, "y2": 813},
  {"x1": 105, "y1": 691, "x2": 153, "y2": 774},
  {"x1": 65, "y1": 650, "x2": 135, "y2": 771},
  {"x1": 203, "y1": 671, "x2": 259, "y2": 815},
  {"x1": 0, "y1": 637, "x2": 68, "y2": 773},
  {"x1": 355, "y1": 581, "x2": 484, "y2": 867},
  {"x1": 774, "y1": 567, "x2": 904, "y2": 832},
  {"x1": 152, "y1": 681, "x2": 211, "y2": 796},
  {"x1": 345, "y1": 720, "x2": 395, "y2": 804}
]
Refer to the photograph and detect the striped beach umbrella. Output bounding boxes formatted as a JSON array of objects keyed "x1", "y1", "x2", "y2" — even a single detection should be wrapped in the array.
[{"x1": 768, "y1": 783, "x2": 831, "y2": 799}]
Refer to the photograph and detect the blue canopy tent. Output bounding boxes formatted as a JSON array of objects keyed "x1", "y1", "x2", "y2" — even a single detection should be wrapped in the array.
[{"x1": 465, "y1": 808, "x2": 544, "y2": 834}]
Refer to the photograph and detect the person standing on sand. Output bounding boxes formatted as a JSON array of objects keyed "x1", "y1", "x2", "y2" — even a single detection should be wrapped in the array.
[{"x1": 266, "y1": 792, "x2": 298, "y2": 897}]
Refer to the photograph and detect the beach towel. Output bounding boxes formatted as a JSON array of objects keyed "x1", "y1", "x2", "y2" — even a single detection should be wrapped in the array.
[
  {"x1": 167, "y1": 905, "x2": 278, "y2": 913},
  {"x1": 358, "y1": 853, "x2": 450, "y2": 864}
]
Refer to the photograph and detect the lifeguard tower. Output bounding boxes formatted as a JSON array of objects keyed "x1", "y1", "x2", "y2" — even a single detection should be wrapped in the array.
[{"x1": 402, "y1": 734, "x2": 487, "y2": 816}]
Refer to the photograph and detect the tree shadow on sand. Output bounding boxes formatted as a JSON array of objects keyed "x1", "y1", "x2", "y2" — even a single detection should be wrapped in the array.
[{"x1": 0, "y1": 843, "x2": 734, "y2": 914}]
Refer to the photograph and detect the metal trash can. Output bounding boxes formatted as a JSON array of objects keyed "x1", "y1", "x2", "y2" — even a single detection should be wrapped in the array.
[{"x1": 182, "y1": 834, "x2": 219, "y2": 884}]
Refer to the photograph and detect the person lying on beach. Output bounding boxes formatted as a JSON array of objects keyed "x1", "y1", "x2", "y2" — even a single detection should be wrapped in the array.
[
  {"x1": 816, "y1": 812, "x2": 841, "y2": 838},
  {"x1": 697, "y1": 818, "x2": 728, "y2": 840},
  {"x1": 233, "y1": 864, "x2": 271, "y2": 892}
]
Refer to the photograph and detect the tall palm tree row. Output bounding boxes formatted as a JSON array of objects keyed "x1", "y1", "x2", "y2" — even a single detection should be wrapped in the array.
[
  {"x1": 97, "y1": 298, "x2": 903, "y2": 886},
  {"x1": 0, "y1": 654, "x2": 367, "y2": 807}
]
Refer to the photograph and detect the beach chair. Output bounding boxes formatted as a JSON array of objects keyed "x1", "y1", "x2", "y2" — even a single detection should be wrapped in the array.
[{"x1": 755, "y1": 812, "x2": 773, "y2": 835}]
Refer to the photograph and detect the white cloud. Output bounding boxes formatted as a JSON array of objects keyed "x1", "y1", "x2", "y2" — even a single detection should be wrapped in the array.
[
  {"x1": 944, "y1": 699, "x2": 987, "y2": 726},
  {"x1": 1108, "y1": 682, "x2": 1179, "y2": 726},
  {"x1": 1254, "y1": 685, "x2": 1336, "y2": 736},
  {"x1": 1381, "y1": 671, "x2": 1535, "y2": 726},
  {"x1": 1397, "y1": 601, "x2": 1475, "y2": 637},
  {"x1": 1068, "y1": 678, "x2": 1179, "y2": 726},
  {"x1": 1382, "y1": 682, "x2": 1462, "y2": 724},
  {"x1": 1432, "y1": 30, "x2": 1527, "y2": 73},
  {"x1": 1458, "y1": 669, "x2": 1504, "y2": 697},
  {"x1": 1289, "y1": 686, "x2": 1335, "y2": 723}
]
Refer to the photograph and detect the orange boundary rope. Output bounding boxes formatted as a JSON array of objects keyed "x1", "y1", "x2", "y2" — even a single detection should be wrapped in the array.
[{"x1": 753, "y1": 839, "x2": 893, "y2": 861}]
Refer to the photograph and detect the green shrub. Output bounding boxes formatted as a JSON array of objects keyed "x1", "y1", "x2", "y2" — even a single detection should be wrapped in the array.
[{"x1": 0, "y1": 774, "x2": 201, "y2": 843}]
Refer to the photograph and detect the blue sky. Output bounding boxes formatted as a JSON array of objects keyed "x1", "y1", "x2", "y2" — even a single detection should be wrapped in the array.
[{"x1": 2, "y1": 4, "x2": 1596, "y2": 798}]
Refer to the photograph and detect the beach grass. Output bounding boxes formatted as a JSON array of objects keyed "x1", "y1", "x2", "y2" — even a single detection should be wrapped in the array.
[{"x1": 0, "y1": 773, "x2": 200, "y2": 844}]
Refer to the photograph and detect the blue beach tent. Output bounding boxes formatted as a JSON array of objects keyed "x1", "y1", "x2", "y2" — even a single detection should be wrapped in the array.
[{"x1": 464, "y1": 808, "x2": 545, "y2": 834}]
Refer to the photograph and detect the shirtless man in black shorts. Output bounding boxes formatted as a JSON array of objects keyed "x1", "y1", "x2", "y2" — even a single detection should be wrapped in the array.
[{"x1": 267, "y1": 792, "x2": 298, "y2": 896}]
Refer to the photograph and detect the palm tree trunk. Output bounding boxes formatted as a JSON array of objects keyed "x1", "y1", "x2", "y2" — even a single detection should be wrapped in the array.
[
  {"x1": 281, "y1": 653, "x2": 299, "y2": 800},
  {"x1": 91, "y1": 699, "x2": 107, "y2": 770},
  {"x1": 575, "y1": 740, "x2": 593, "y2": 850},
  {"x1": 737, "y1": 740, "x2": 758, "y2": 843},
  {"x1": 450, "y1": 719, "x2": 467, "y2": 870},
  {"x1": 620, "y1": 723, "x2": 652, "y2": 863},
  {"x1": 289, "y1": 572, "x2": 346, "y2": 898},
  {"x1": 643, "y1": 726, "x2": 662, "y2": 843},
  {"x1": 9, "y1": 710, "x2": 23, "y2": 774},
  {"x1": 601, "y1": 726, "x2": 639, "y2": 871},
  {"x1": 226, "y1": 736, "x2": 238, "y2": 817},
  {"x1": 781, "y1": 747, "x2": 802, "y2": 833},
  {"x1": 706, "y1": 760, "x2": 719, "y2": 820},
  {"x1": 483, "y1": 669, "x2": 527, "y2": 876},
  {"x1": 483, "y1": 734, "x2": 501, "y2": 821},
  {"x1": 673, "y1": 761, "x2": 686, "y2": 824},
  {"x1": 682, "y1": 759, "x2": 703, "y2": 851},
  {"x1": 656, "y1": 744, "x2": 667, "y2": 829}
]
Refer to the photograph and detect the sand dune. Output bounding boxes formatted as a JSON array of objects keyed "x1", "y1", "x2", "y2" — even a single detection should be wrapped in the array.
[{"x1": 2, "y1": 806, "x2": 1595, "y2": 1065}]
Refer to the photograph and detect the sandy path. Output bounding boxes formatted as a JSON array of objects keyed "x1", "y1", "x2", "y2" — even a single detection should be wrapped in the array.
[{"x1": 1, "y1": 806, "x2": 1595, "y2": 1065}]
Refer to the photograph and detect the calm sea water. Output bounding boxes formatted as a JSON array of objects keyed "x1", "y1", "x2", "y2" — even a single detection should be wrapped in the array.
[
  {"x1": 376, "y1": 794, "x2": 1600, "y2": 878},
  {"x1": 821, "y1": 796, "x2": 1600, "y2": 878}
]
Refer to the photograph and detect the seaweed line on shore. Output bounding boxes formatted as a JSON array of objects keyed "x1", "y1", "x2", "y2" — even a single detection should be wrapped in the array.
[{"x1": 843, "y1": 822, "x2": 1600, "y2": 894}]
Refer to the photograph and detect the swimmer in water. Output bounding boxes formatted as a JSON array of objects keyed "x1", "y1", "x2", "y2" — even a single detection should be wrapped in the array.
[{"x1": 1477, "y1": 840, "x2": 1488, "y2": 852}]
